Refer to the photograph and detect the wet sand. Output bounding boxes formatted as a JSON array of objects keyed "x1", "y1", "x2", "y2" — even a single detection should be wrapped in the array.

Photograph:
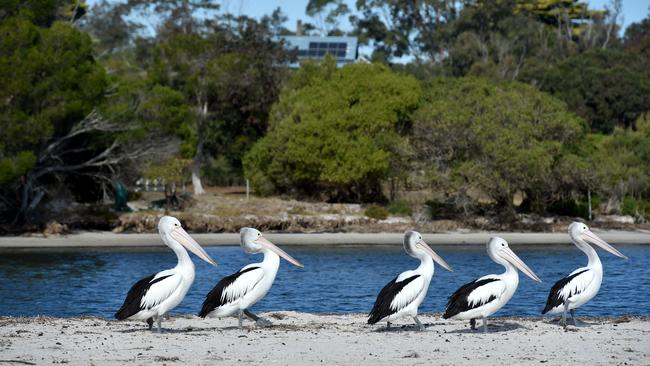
[
  {"x1": 1, "y1": 230, "x2": 650, "y2": 248},
  {"x1": 1, "y1": 313, "x2": 648, "y2": 365}
]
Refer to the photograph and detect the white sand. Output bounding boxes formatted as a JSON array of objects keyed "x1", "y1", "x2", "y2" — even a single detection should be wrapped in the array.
[
  {"x1": 1, "y1": 313, "x2": 648, "y2": 365},
  {"x1": 2, "y1": 230, "x2": 650, "y2": 248}
]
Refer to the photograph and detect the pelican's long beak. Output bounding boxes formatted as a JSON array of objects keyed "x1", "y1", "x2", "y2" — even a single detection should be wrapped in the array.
[
  {"x1": 170, "y1": 227, "x2": 217, "y2": 266},
  {"x1": 417, "y1": 240, "x2": 453, "y2": 272},
  {"x1": 582, "y1": 230, "x2": 628, "y2": 259},
  {"x1": 256, "y1": 236, "x2": 304, "y2": 268},
  {"x1": 502, "y1": 247, "x2": 541, "y2": 282}
]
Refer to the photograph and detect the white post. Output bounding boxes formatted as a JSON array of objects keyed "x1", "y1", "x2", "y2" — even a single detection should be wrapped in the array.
[{"x1": 246, "y1": 179, "x2": 250, "y2": 201}]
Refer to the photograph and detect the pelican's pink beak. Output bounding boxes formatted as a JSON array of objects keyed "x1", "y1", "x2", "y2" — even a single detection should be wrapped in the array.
[
  {"x1": 255, "y1": 236, "x2": 304, "y2": 268},
  {"x1": 417, "y1": 240, "x2": 453, "y2": 272},
  {"x1": 501, "y1": 247, "x2": 541, "y2": 282},
  {"x1": 582, "y1": 230, "x2": 627, "y2": 259},
  {"x1": 170, "y1": 227, "x2": 217, "y2": 266}
]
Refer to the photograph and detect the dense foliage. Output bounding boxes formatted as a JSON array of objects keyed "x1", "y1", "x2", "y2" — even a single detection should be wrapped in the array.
[
  {"x1": 244, "y1": 59, "x2": 420, "y2": 202},
  {"x1": 2, "y1": 0, "x2": 650, "y2": 227},
  {"x1": 413, "y1": 77, "x2": 586, "y2": 215}
]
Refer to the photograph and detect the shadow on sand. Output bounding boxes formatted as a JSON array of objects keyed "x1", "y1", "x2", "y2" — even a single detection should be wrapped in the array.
[
  {"x1": 371, "y1": 322, "x2": 444, "y2": 333},
  {"x1": 445, "y1": 320, "x2": 528, "y2": 334}
]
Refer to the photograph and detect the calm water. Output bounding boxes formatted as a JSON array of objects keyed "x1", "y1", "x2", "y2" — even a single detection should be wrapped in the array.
[{"x1": 0, "y1": 244, "x2": 647, "y2": 318}]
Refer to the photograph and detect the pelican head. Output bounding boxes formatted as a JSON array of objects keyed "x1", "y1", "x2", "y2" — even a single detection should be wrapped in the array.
[
  {"x1": 487, "y1": 237, "x2": 541, "y2": 282},
  {"x1": 159, "y1": 216, "x2": 217, "y2": 265},
  {"x1": 404, "y1": 230, "x2": 453, "y2": 271},
  {"x1": 240, "y1": 227, "x2": 304, "y2": 268},
  {"x1": 568, "y1": 222, "x2": 627, "y2": 259}
]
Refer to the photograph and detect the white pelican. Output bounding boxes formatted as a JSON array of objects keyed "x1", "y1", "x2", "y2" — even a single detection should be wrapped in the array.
[
  {"x1": 198, "y1": 227, "x2": 303, "y2": 327},
  {"x1": 115, "y1": 216, "x2": 217, "y2": 332},
  {"x1": 368, "y1": 231, "x2": 453, "y2": 331},
  {"x1": 542, "y1": 222, "x2": 627, "y2": 328},
  {"x1": 443, "y1": 237, "x2": 541, "y2": 333}
]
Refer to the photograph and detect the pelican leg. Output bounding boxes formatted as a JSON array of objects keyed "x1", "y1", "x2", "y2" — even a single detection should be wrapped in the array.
[
  {"x1": 561, "y1": 301, "x2": 569, "y2": 329},
  {"x1": 482, "y1": 318, "x2": 488, "y2": 334},
  {"x1": 413, "y1": 316, "x2": 425, "y2": 331},
  {"x1": 146, "y1": 318, "x2": 153, "y2": 330},
  {"x1": 569, "y1": 309, "x2": 588, "y2": 327},
  {"x1": 470, "y1": 319, "x2": 476, "y2": 330},
  {"x1": 570, "y1": 309, "x2": 578, "y2": 326},
  {"x1": 238, "y1": 310, "x2": 244, "y2": 328},
  {"x1": 156, "y1": 317, "x2": 162, "y2": 333},
  {"x1": 386, "y1": 321, "x2": 392, "y2": 330},
  {"x1": 244, "y1": 309, "x2": 272, "y2": 327}
]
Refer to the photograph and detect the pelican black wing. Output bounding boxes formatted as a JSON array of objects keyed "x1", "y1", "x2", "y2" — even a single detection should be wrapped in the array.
[
  {"x1": 198, "y1": 267, "x2": 260, "y2": 318},
  {"x1": 367, "y1": 274, "x2": 421, "y2": 324},
  {"x1": 115, "y1": 273, "x2": 173, "y2": 320},
  {"x1": 542, "y1": 269, "x2": 590, "y2": 314},
  {"x1": 443, "y1": 278, "x2": 500, "y2": 319}
]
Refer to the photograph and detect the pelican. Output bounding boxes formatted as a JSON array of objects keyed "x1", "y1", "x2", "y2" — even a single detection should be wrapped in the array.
[
  {"x1": 115, "y1": 216, "x2": 217, "y2": 332},
  {"x1": 368, "y1": 231, "x2": 453, "y2": 331},
  {"x1": 443, "y1": 237, "x2": 541, "y2": 333},
  {"x1": 198, "y1": 227, "x2": 303, "y2": 327},
  {"x1": 542, "y1": 222, "x2": 627, "y2": 328}
]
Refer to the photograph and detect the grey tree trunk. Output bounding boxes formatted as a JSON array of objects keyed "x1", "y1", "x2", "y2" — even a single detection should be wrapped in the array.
[
  {"x1": 192, "y1": 141, "x2": 205, "y2": 195},
  {"x1": 192, "y1": 101, "x2": 208, "y2": 195}
]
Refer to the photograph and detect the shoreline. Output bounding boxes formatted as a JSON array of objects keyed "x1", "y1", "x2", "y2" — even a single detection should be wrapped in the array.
[
  {"x1": 1, "y1": 313, "x2": 648, "y2": 365},
  {"x1": 1, "y1": 230, "x2": 650, "y2": 248}
]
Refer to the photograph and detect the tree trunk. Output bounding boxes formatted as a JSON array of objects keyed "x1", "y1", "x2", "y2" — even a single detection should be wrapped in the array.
[{"x1": 192, "y1": 141, "x2": 205, "y2": 195}]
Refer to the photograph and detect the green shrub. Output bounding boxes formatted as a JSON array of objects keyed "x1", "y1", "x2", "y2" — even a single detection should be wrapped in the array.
[
  {"x1": 622, "y1": 196, "x2": 637, "y2": 216},
  {"x1": 621, "y1": 197, "x2": 650, "y2": 220},
  {"x1": 365, "y1": 205, "x2": 389, "y2": 220},
  {"x1": 388, "y1": 200, "x2": 413, "y2": 216},
  {"x1": 243, "y1": 60, "x2": 421, "y2": 201}
]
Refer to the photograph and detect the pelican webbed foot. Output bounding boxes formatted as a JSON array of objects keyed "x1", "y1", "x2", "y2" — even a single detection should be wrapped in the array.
[
  {"x1": 569, "y1": 309, "x2": 590, "y2": 327},
  {"x1": 244, "y1": 309, "x2": 272, "y2": 328}
]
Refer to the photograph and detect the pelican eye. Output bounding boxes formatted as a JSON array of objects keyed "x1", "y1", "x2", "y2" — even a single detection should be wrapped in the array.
[{"x1": 501, "y1": 243, "x2": 505, "y2": 247}]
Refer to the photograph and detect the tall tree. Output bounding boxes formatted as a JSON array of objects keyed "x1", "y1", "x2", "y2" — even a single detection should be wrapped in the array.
[
  {"x1": 0, "y1": 0, "x2": 86, "y2": 27},
  {"x1": 0, "y1": 16, "x2": 153, "y2": 223},
  {"x1": 529, "y1": 49, "x2": 650, "y2": 133},
  {"x1": 306, "y1": 0, "x2": 350, "y2": 35},
  {"x1": 80, "y1": 0, "x2": 141, "y2": 57},
  {"x1": 351, "y1": 0, "x2": 460, "y2": 61},
  {"x1": 624, "y1": 10, "x2": 650, "y2": 58}
]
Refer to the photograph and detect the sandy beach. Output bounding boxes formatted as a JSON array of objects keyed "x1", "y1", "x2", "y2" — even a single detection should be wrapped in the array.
[
  {"x1": 1, "y1": 313, "x2": 648, "y2": 365},
  {"x1": 1, "y1": 230, "x2": 650, "y2": 248}
]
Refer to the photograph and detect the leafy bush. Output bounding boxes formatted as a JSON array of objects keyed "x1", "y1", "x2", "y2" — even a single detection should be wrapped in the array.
[
  {"x1": 622, "y1": 196, "x2": 637, "y2": 216},
  {"x1": 388, "y1": 200, "x2": 413, "y2": 217},
  {"x1": 243, "y1": 59, "x2": 421, "y2": 202},
  {"x1": 365, "y1": 205, "x2": 389, "y2": 220},
  {"x1": 414, "y1": 77, "x2": 587, "y2": 215}
]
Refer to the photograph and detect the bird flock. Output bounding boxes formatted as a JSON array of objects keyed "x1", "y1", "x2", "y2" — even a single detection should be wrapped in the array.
[{"x1": 115, "y1": 216, "x2": 627, "y2": 333}]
